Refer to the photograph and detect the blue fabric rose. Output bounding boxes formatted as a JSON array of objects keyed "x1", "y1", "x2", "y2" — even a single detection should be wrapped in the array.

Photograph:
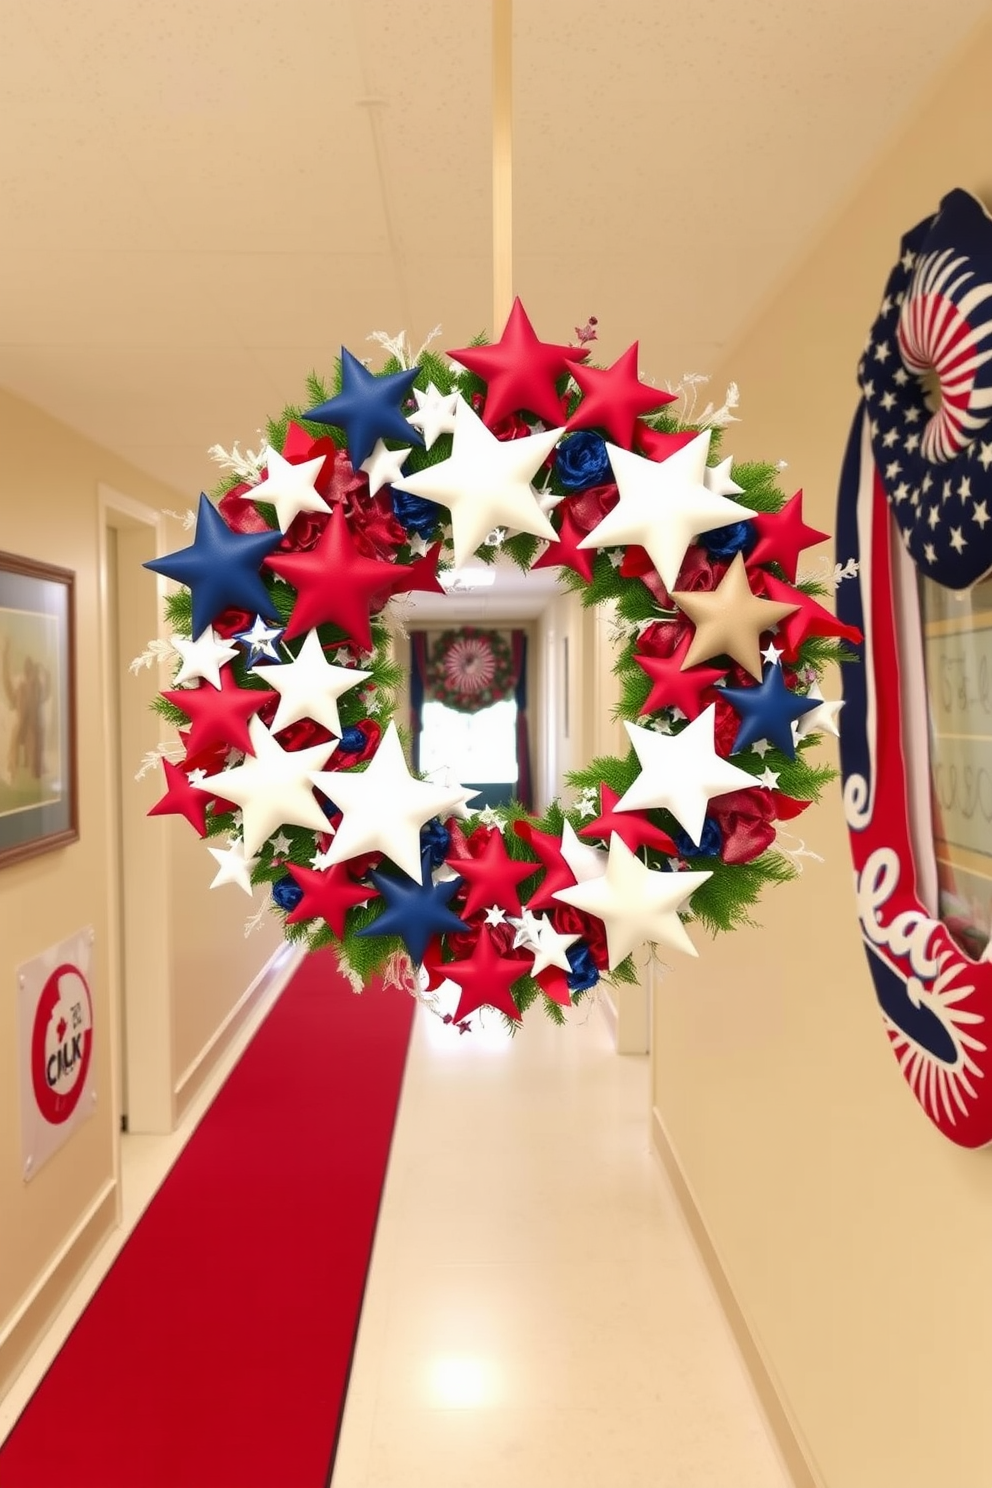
[
  {"x1": 272, "y1": 876, "x2": 304, "y2": 912},
  {"x1": 566, "y1": 941, "x2": 600, "y2": 993},
  {"x1": 673, "y1": 817, "x2": 723, "y2": 859},
  {"x1": 700, "y1": 521, "x2": 755, "y2": 559},
  {"x1": 555, "y1": 431, "x2": 611, "y2": 492},
  {"x1": 391, "y1": 489, "x2": 441, "y2": 537},
  {"x1": 420, "y1": 817, "x2": 451, "y2": 868},
  {"x1": 338, "y1": 726, "x2": 367, "y2": 755}
]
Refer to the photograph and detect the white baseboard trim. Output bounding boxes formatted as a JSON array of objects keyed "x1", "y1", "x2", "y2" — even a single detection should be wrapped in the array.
[
  {"x1": 0, "y1": 1177, "x2": 116, "y2": 1361},
  {"x1": 650, "y1": 1106, "x2": 824, "y2": 1488},
  {"x1": 174, "y1": 941, "x2": 298, "y2": 1101}
]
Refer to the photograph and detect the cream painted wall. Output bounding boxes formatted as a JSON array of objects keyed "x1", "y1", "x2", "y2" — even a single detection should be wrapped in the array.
[
  {"x1": 652, "y1": 23, "x2": 992, "y2": 1488},
  {"x1": 0, "y1": 388, "x2": 280, "y2": 1393}
]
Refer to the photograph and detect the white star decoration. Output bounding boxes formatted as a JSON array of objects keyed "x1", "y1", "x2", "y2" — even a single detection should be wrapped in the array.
[
  {"x1": 172, "y1": 628, "x2": 239, "y2": 689},
  {"x1": 529, "y1": 915, "x2": 580, "y2": 976},
  {"x1": 207, "y1": 839, "x2": 258, "y2": 896},
  {"x1": 360, "y1": 439, "x2": 412, "y2": 497},
  {"x1": 703, "y1": 456, "x2": 744, "y2": 497},
  {"x1": 406, "y1": 382, "x2": 459, "y2": 449},
  {"x1": 795, "y1": 682, "x2": 844, "y2": 739},
  {"x1": 558, "y1": 820, "x2": 608, "y2": 883},
  {"x1": 253, "y1": 628, "x2": 371, "y2": 738},
  {"x1": 310, "y1": 721, "x2": 467, "y2": 882},
  {"x1": 579, "y1": 432, "x2": 754, "y2": 592},
  {"x1": 554, "y1": 834, "x2": 711, "y2": 969},
  {"x1": 250, "y1": 445, "x2": 330, "y2": 533},
  {"x1": 268, "y1": 830, "x2": 293, "y2": 856},
  {"x1": 616, "y1": 708, "x2": 755, "y2": 846},
  {"x1": 197, "y1": 715, "x2": 338, "y2": 857},
  {"x1": 392, "y1": 394, "x2": 562, "y2": 567}
]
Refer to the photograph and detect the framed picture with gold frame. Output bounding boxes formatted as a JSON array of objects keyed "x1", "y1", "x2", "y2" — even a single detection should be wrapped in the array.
[{"x1": 0, "y1": 551, "x2": 78, "y2": 868}]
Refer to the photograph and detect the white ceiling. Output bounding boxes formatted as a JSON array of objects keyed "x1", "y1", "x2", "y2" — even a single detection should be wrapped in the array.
[{"x1": 1, "y1": 0, "x2": 989, "y2": 622}]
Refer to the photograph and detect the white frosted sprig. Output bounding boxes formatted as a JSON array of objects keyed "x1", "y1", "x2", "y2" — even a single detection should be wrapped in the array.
[
  {"x1": 162, "y1": 507, "x2": 198, "y2": 530},
  {"x1": 243, "y1": 890, "x2": 273, "y2": 939},
  {"x1": 134, "y1": 741, "x2": 184, "y2": 782},
  {"x1": 367, "y1": 324, "x2": 443, "y2": 370},
  {"x1": 129, "y1": 637, "x2": 175, "y2": 675},
  {"x1": 336, "y1": 950, "x2": 364, "y2": 993},
  {"x1": 796, "y1": 555, "x2": 860, "y2": 590},
  {"x1": 775, "y1": 830, "x2": 825, "y2": 872},
  {"x1": 206, "y1": 439, "x2": 266, "y2": 484},
  {"x1": 665, "y1": 374, "x2": 741, "y2": 429}
]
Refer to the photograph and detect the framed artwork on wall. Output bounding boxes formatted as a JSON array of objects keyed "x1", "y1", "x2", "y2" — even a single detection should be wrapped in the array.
[{"x1": 0, "y1": 551, "x2": 78, "y2": 868}]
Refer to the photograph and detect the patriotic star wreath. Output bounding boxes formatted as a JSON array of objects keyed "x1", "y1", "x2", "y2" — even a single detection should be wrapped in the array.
[
  {"x1": 146, "y1": 298, "x2": 854, "y2": 1029},
  {"x1": 837, "y1": 188, "x2": 992, "y2": 1145}
]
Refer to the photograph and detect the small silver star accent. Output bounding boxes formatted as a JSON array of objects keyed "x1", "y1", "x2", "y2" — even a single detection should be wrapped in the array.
[
  {"x1": 751, "y1": 739, "x2": 772, "y2": 759},
  {"x1": 268, "y1": 830, "x2": 293, "y2": 856},
  {"x1": 483, "y1": 905, "x2": 507, "y2": 926},
  {"x1": 757, "y1": 767, "x2": 780, "y2": 790},
  {"x1": 761, "y1": 642, "x2": 784, "y2": 666}
]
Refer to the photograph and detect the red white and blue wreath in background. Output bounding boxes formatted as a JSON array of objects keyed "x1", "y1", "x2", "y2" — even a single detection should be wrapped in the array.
[
  {"x1": 837, "y1": 188, "x2": 992, "y2": 1145},
  {"x1": 141, "y1": 298, "x2": 852, "y2": 1030}
]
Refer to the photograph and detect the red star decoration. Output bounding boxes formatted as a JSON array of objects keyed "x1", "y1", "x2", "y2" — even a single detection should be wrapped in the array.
[
  {"x1": 579, "y1": 783, "x2": 678, "y2": 856},
  {"x1": 283, "y1": 863, "x2": 379, "y2": 939},
  {"x1": 531, "y1": 502, "x2": 597, "y2": 582},
  {"x1": 565, "y1": 342, "x2": 677, "y2": 448},
  {"x1": 633, "y1": 632, "x2": 727, "y2": 720},
  {"x1": 162, "y1": 669, "x2": 274, "y2": 757},
  {"x1": 386, "y1": 541, "x2": 445, "y2": 599},
  {"x1": 535, "y1": 965, "x2": 573, "y2": 1008},
  {"x1": 446, "y1": 826, "x2": 535, "y2": 918},
  {"x1": 512, "y1": 820, "x2": 580, "y2": 910},
  {"x1": 148, "y1": 757, "x2": 211, "y2": 836},
  {"x1": 756, "y1": 572, "x2": 863, "y2": 660},
  {"x1": 444, "y1": 928, "x2": 525, "y2": 1024},
  {"x1": 635, "y1": 426, "x2": 699, "y2": 462},
  {"x1": 747, "y1": 490, "x2": 830, "y2": 582},
  {"x1": 448, "y1": 297, "x2": 587, "y2": 429},
  {"x1": 265, "y1": 503, "x2": 411, "y2": 649}
]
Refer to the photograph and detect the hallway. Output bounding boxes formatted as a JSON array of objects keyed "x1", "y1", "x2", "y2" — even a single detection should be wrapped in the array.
[{"x1": 332, "y1": 996, "x2": 788, "y2": 1487}]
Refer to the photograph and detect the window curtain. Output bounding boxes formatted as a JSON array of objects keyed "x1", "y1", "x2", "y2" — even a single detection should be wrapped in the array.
[{"x1": 409, "y1": 628, "x2": 532, "y2": 810}]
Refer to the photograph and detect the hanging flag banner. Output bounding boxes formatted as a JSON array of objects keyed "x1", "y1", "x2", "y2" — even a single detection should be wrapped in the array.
[{"x1": 18, "y1": 927, "x2": 96, "y2": 1182}]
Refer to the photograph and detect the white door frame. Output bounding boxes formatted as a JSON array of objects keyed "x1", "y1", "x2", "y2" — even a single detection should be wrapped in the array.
[{"x1": 97, "y1": 485, "x2": 173, "y2": 1139}]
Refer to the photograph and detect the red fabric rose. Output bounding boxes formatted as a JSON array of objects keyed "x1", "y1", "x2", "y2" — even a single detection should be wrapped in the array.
[
  {"x1": 211, "y1": 608, "x2": 255, "y2": 639},
  {"x1": 707, "y1": 788, "x2": 777, "y2": 864},
  {"x1": 568, "y1": 482, "x2": 620, "y2": 534},
  {"x1": 636, "y1": 617, "x2": 693, "y2": 660},
  {"x1": 550, "y1": 903, "x2": 610, "y2": 969}
]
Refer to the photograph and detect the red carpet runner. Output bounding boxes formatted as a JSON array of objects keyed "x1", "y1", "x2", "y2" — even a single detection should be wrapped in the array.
[{"x1": 0, "y1": 951, "x2": 415, "y2": 1488}]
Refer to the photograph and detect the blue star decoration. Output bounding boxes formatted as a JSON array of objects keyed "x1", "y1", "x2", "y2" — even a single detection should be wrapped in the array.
[
  {"x1": 234, "y1": 614, "x2": 285, "y2": 667},
  {"x1": 721, "y1": 663, "x2": 821, "y2": 758},
  {"x1": 304, "y1": 348, "x2": 424, "y2": 470},
  {"x1": 355, "y1": 854, "x2": 468, "y2": 965},
  {"x1": 144, "y1": 494, "x2": 282, "y2": 640}
]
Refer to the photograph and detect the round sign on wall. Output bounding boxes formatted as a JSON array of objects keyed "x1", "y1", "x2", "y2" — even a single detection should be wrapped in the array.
[{"x1": 17, "y1": 927, "x2": 97, "y2": 1181}]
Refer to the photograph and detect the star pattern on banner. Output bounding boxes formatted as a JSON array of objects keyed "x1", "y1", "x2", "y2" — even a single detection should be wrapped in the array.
[
  {"x1": 392, "y1": 395, "x2": 562, "y2": 567},
  {"x1": 554, "y1": 834, "x2": 712, "y2": 969},
  {"x1": 449, "y1": 296, "x2": 587, "y2": 428},
  {"x1": 304, "y1": 348, "x2": 423, "y2": 469}
]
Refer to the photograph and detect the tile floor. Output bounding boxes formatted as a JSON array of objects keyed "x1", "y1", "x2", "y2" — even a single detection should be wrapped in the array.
[{"x1": 0, "y1": 963, "x2": 792, "y2": 1487}]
